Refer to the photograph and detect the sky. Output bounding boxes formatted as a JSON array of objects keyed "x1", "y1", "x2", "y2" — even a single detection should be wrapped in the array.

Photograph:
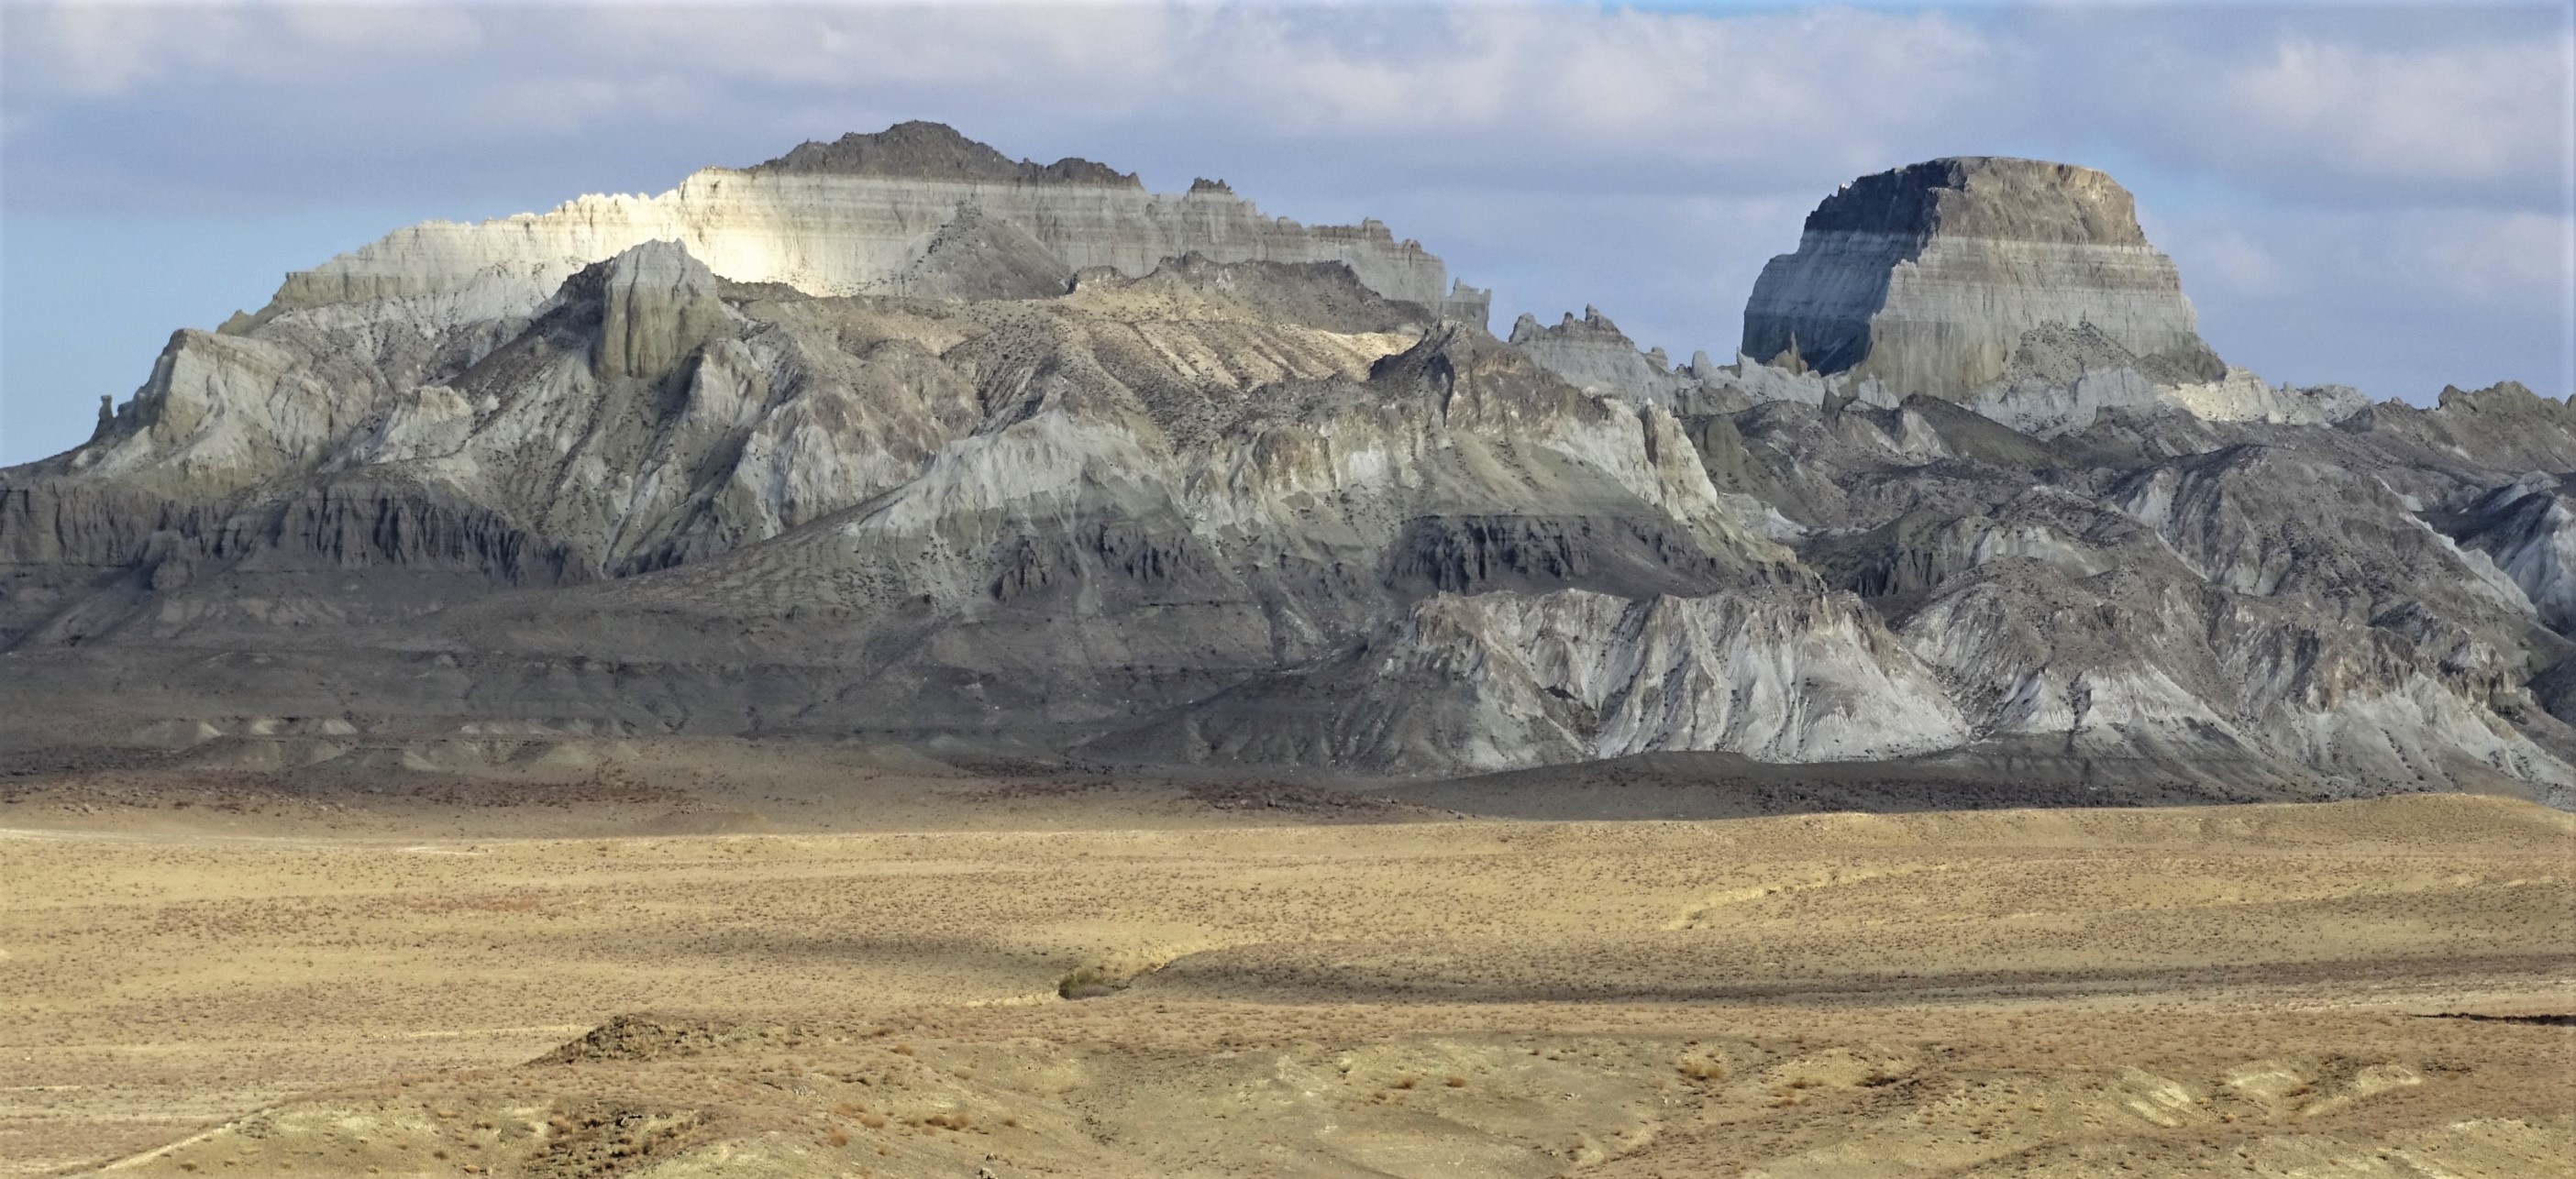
[{"x1": 2, "y1": 1, "x2": 2571, "y2": 466}]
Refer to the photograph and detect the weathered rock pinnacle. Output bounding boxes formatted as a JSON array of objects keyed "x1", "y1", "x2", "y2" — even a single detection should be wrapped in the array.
[{"x1": 590, "y1": 240, "x2": 726, "y2": 380}]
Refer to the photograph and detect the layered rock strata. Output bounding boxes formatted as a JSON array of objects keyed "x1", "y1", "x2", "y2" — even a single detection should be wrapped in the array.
[
  {"x1": 6, "y1": 133, "x2": 2574, "y2": 807},
  {"x1": 1741, "y1": 157, "x2": 2224, "y2": 400},
  {"x1": 1518, "y1": 305, "x2": 2353, "y2": 438},
  {"x1": 256, "y1": 121, "x2": 1465, "y2": 331}
]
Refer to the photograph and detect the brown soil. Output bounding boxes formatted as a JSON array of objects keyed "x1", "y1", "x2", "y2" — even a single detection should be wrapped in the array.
[{"x1": 2, "y1": 778, "x2": 2568, "y2": 1177}]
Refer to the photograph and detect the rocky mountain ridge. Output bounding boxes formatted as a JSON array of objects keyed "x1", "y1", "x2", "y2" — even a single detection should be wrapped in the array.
[
  {"x1": 249, "y1": 121, "x2": 1490, "y2": 332},
  {"x1": 6, "y1": 126, "x2": 2572, "y2": 807}
]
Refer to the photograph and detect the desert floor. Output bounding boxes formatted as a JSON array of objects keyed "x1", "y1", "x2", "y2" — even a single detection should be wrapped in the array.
[{"x1": 2, "y1": 754, "x2": 2570, "y2": 1177}]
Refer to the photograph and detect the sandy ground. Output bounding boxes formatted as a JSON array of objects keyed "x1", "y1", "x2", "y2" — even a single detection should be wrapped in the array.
[{"x1": 2, "y1": 770, "x2": 2570, "y2": 1177}]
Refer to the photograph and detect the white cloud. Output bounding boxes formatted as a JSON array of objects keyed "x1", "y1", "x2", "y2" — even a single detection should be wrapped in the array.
[
  {"x1": 2167, "y1": 204, "x2": 2572, "y2": 313},
  {"x1": 2, "y1": 5, "x2": 2005, "y2": 191},
  {"x1": 2156, "y1": 201, "x2": 2575, "y2": 399},
  {"x1": 8, "y1": 5, "x2": 2560, "y2": 204},
  {"x1": 0, "y1": 0, "x2": 2569, "y2": 455},
  {"x1": 1, "y1": 5, "x2": 245, "y2": 97},
  {"x1": 2208, "y1": 35, "x2": 2570, "y2": 190},
  {"x1": 276, "y1": 4, "x2": 482, "y2": 55},
  {"x1": 2165, "y1": 226, "x2": 2291, "y2": 300},
  {"x1": 2058, "y1": 11, "x2": 2574, "y2": 210},
  {"x1": 2401, "y1": 210, "x2": 2565, "y2": 304}
]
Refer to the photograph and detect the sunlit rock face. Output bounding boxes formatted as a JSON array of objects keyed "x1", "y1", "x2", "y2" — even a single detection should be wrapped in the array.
[
  {"x1": 1524, "y1": 159, "x2": 2350, "y2": 437},
  {"x1": 1741, "y1": 157, "x2": 2224, "y2": 401},
  {"x1": 260, "y1": 121, "x2": 1463, "y2": 327},
  {"x1": 1508, "y1": 308, "x2": 1703, "y2": 409},
  {"x1": 589, "y1": 240, "x2": 728, "y2": 381},
  {"x1": 7, "y1": 127, "x2": 2576, "y2": 802}
]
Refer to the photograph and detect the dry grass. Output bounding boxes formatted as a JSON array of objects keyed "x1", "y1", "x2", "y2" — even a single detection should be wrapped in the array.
[{"x1": 1, "y1": 792, "x2": 2569, "y2": 1176}]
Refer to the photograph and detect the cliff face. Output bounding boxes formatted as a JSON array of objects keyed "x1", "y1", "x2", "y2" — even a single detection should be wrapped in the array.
[
  {"x1": 1523, "y1": 160, "x2": 2349, "y2": 438},
  {"x1": 5, "y1": 132, "x2": 2574, "y2": 806},
  {"x1": 256, "y1": 122, "x2": 1462, "y2": 330},
  {"x1": 1741, "y1": 158, "x2": 2223, "y2": 401}
]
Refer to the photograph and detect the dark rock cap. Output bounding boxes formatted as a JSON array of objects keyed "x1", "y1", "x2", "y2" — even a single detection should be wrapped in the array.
[
  {"x1": 1805, "y1": 157, "x2": 2150, "y2": 248},
  {"x1": 743, "y1": 121, "x2": 1142, "y2": 188}
]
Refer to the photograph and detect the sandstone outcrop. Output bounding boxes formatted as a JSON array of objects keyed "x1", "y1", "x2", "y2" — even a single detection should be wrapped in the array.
[
  {"x1": 590, "y1": 240, "x2": 729, "y2": 380},
  {"x1": 1741, "y1": 158, "x2": 2223, "y2": 401},
  {"x1": 5, "y1": 131, "x2": 2573, "y2": 805},
  {"x1": 1509, "y1": 308, "x2": 1702, "y2": 408},
  {"x1": 254, "y1": 121, "x2": 1466, "y2": 332}
]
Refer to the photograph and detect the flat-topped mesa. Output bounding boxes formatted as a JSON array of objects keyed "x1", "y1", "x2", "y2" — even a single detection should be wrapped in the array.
[
  {"x1": 1741, "y1": 157, "x2": 2224, "y2": 401},
  {"x1": 254, "y1": 122, "x2": 1461, "y2": 323}
]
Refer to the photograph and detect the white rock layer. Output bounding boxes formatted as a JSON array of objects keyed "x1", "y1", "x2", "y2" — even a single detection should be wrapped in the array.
[{"x1": 1741, "y1": 158, "x2": 2223, "y2": 401}]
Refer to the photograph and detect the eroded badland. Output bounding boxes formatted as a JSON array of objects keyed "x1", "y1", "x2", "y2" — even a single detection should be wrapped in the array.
[
  {"x1": 4, "y1": 771, "x2": 2568, "y2": 1177},
  {"x1": 7, "y1": 124, "x2": 2576, "y2": 1176}
]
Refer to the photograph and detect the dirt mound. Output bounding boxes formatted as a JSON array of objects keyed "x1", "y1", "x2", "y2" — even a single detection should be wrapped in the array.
[
  {"x1": 541, "y1": 1014, "x2": 850, "y2": 1064},
  {"x1": 523, "y1": 1102, "x2": 713, "y2": 1178}
]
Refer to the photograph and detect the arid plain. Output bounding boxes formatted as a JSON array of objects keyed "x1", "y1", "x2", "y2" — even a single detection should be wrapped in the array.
[{"x1": 3, "y1": 744, "x2": 2570, "y2": 1177}]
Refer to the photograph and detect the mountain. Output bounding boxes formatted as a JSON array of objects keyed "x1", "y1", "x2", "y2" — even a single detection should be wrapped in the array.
[
  {"x1": 1742, "y1": 157, "x2": 2222, "y2": 397},
  {"x1": 5, "y1": 127, "x2": 2573, "y2": 807}
]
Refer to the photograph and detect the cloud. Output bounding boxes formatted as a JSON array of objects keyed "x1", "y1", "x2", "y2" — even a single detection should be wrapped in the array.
[
  {"x1": 6, "y1": 4, "x2": 2561, "y2": 210},
  {"x1": 2058, "y1": 6, "x2": 2574, "y2": 211},
  {"x1": 2161, "y1": 204, "x2": 2573, "y2": 320},
  {"x1": 2154, "y1": 201, "x2": 2576, "y2": 400},
  {"x1": 1203, "y1": 6, "x2": 1999, "y2": 178},
  {"x1": 2395, "y1": 209, "x2": 2576, "y2": 309},
  {"x1": 2220, "y1": 39, "x2": 2558, "y2": 185},
  {"x1": 1, "y1": 4, "x2": 488, "y2": 98},
  {"x1": 2, "y1": 5, "x2": 238, "y2": 97},
  {"x1": 1, "y1": 5, "x2": 2009, "y2": 208},
  {"x1": 2, "y1": 1, "x2": 2570, "y2": 466}
]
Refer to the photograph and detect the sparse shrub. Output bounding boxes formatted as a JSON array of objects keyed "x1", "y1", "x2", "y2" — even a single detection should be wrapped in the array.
[
  {"x1": 1057, "y1": 964, "x2": 1129, "y2": 999},
  {"x1": 826, "y1": 1129, "x2": 849, "y2": 1146},
  {"x1": 1445, "y1": 1074, "x2": 1467, "y2": 1088}
]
